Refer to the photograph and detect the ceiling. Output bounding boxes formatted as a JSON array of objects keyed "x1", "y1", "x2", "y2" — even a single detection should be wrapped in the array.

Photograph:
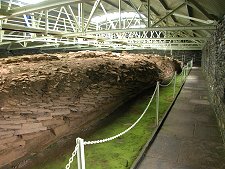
[{"x1": 0, "y1": 0, "x2": 224, "y2": 51}]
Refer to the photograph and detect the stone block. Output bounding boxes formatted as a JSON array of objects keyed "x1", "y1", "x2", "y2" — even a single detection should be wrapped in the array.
[
  {"x1": 0, "y1": 130, "x2": 14, "y2": 137},
  {"x1": 0, "y1": 119, "x2": 26, "y2": 125},
  {"x1": 14, "y1": 126, "x2": 47, "y2": 135},
  {"x1": 30, "y1": 108, "x2": 52, "y2": 113},
  {"x1": 0, "y1": 136, "x2": 17, "y2": 145},
  {"x1": 21, "y1": 131, "x2": 45, "y2": 141},
  {"x1": 41, "y1": 119, "x2": 65, "y2": 127},
  {"x1": 0, "y1": 124, "x2": 21, "y2": 130},
  {"x1": 51, "y1": 124, "x2": 69, "y2": 136},
  {"x1": 36, "y1": 116, "x2": 53, "y2": 121},
  {"x1": 51, "y1": 109, "x2": 71, "y2": 116},
  {"x1": 22, "y1": 122, "x2": 43, "y2": 129},
  {"x1": 0, "y1": 107, "x2": 17, "y2": 112}
]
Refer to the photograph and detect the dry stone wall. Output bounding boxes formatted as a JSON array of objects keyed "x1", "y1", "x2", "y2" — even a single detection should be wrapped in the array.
[
  {"x1": 202, "y1": 16, "x2": 225, "y2": 143},
  {"x1": 0, "y1": 51, "x2": 181, "y2": 167}
]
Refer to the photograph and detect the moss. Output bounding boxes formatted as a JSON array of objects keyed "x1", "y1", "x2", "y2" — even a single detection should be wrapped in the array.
[{"x1": 30, "y1": 75, "x2": 184, "y2": 169}]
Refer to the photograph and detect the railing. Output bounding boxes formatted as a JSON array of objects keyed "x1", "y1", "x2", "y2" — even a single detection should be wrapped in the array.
[{"x1": 65, "y1": 60, "x2": 193, "y2": 169}]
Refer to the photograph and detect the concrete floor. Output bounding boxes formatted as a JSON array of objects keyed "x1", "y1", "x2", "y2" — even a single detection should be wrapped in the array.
[{"x1": 138, "y1": 68, "x2": 225, "y2": 169}]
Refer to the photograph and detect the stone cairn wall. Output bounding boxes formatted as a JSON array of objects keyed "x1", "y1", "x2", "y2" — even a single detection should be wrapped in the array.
[
  {"x1": 202, "y1": 16, "x2": 225, "y2": 143},
  {"x1": 0, "y1": 51, "x2": 182, "y2": 167}
]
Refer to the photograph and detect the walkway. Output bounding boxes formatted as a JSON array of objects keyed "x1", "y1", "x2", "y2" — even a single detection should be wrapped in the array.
[{"x1": 137, "y1": 67, "x2": 225, "y2": 169}]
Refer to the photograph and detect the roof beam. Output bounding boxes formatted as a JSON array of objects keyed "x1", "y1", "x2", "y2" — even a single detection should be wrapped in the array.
[
  {"x1": 85, "y1": 0, "x2": 102, "y2": 31},
  {"x1": 1, "y1": 0, "x2": 95, "y2": 19},
  {"x1": 62, "y1": 25, "x2": 216, "y2": 37},
  {"x1": 107, "y1": 37, "x2": 207, "y2": 41},
  {"x1": 122, "y1": 0, "x2": 147, "y2": 26},
  {"x1": 152, "y1": 2, "x2": 186, "y2": 27},
  {"x1": 1, "y1": 23, "x2": 215, "y2": 37},
  {"x1": 159, "y1": 0, "x2": 177, "y2": 23},
  {"x1": 2, "y1": 23, "x2": 64, "y2": 35},
  {"x1": 143, "y1": 4, "x2": 160, "y2": 16},
  {"x1": 103, "y1": 0, "x2": 124, "y2": 10},
  {"x1": 172, "y1": 13, "x2": 215, "y2": 25},
  {"x1": 187, "y1": 0, "x2": 218, "y2": 20}
]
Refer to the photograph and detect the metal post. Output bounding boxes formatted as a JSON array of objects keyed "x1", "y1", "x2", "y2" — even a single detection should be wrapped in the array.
[
  {"x1": 156, "y1": 82, "x2": 159, "y2": 126},
  {"x1": 0, "y1": 20, "x2": 3, "y2": 43},
  {"x1": 148, "y1": 0, "x2": 151, "y2": 27},
  {"x1": 187, "y1": 62, "x2": 190, "y2": 72},
  {"x1": 85, "y1": 0, "x2": 101, "y2": 31},
  {"x1": 183, "y1": 67, "x2": 185, "y2": 82},
  {"x1": 45, "y1": 10, "x2": 48, "y2": 35},
  {"x1": 173, "y1": 71, "x2": 177, "y2": 98},
  {"x1": 119, "y1": 0, "x2": 121, "y2": 29},
  {"x1": 78, "y1": 3, "x2": 84, "y2": 32},
  {"x1": 76, "y1": 138, "x2": 81, "y2": 169},
  {"x1": 53, "y1": 7, "x2": 63, "y2": 31},
  {"x1": 76, "y1": 138, "x2": 86, "y2": 169}
]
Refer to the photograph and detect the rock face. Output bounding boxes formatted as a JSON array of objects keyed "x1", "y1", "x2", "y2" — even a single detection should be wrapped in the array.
[
  {"x1": 0, "y1": 51, "x2": 181, "y2": 167},
  {"x1": 202, "y1": 16, "x2": 225, "y2": 143}
]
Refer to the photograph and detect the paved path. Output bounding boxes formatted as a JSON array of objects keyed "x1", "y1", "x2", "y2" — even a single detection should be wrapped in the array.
[{"x1": 137, "y1": 67, "x2": 225, "y2": 169}]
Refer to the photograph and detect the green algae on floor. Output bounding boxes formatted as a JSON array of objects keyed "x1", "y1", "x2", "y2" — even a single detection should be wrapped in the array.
[{"x1": 28, "y1": 75, "x2": 184, "y2": 169}]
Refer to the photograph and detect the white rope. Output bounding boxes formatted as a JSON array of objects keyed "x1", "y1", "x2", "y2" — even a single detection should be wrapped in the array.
[
  {"x1": 159, "y1": 72, "x2": 176, "y2": 87},
  {"x1": 65, "y1": 145, "x2": 79, "y2": 169},
  {"x1": 84, "y1": 85, "x2": 158, "y2": 145},
  {"x1": 65, "y1": 60, "x2": 192, "y2": 168}
]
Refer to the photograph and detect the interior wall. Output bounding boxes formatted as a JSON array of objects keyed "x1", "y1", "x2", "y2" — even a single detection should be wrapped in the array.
[
  {"x1": 202, "y1": 16, "x2": 225, "y2": 143},
  {"x1": 131, "y1": 50, "x2": 202, "y2": 66}
]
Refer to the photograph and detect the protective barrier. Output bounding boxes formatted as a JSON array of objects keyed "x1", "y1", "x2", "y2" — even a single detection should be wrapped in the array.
[{"x1": 65, "y1": 60, "x2": 193, "y2": 169}]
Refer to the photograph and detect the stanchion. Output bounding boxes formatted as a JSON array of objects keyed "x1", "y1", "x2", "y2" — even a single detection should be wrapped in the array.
[
  {"x1": 156, "y1": 82, "x2": 159, "y2": 126},
  {"x1": 173, "y1": 71, "x2": 177, "y2": 98},
  {"x1": 183, "y1": 67, "x2": 186, "y2": 82},
  {"x1": 77, "y1": 138, "x2": 86, "y2": 169}
]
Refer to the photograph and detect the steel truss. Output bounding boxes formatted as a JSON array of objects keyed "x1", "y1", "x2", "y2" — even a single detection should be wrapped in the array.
[{"x1": 0, "y1": 0, "x2": 216, "y2": 51}]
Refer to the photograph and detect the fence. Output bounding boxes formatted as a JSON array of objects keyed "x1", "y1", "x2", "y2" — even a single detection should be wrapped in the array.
[{"x1": 65, "y1": 60, "x2": 193, "y2": 169}]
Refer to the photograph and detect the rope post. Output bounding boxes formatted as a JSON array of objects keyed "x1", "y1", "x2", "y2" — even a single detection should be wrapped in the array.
[
  {"x1": 187, "y1": 62, "x2": 190, "y2": 73},
  {"x1": 186, "y1": 64, "x2": 188, "y2": 75},
  {"x1": 182, "y1": 67, "x2": 185, "y2": 82},
  {"x1": 173, "y1": 71, "x2": 177, "y2": 98},
  {"x1": 76, "y1": 138, "x2": 86, "y2": 169},
  {"x1": 156, "y1": 81, "x2": 159, "y2": 126}
]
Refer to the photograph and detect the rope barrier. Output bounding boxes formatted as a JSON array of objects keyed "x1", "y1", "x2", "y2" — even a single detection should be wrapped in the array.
[
  {"x1": 65, "y1": 60, "x2": 193, "y2": 169},
  {"x1": 65, "y1": 145, "x2": 79, "y2": 169},
  {"x1": 84, "y1": 85, "x2": 158, "y2": 145},
  {"x1": 159, "y1": 72, "x2": 176, "y2": 87}
]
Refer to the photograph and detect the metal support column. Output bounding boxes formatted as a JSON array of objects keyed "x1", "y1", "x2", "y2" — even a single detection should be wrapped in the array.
[
  {"x1": 0, "y1": 20, "x2": 4, "y2": 43},
  {"x1": 119, "y1": 0, "x2": 121, "y2": 29},
  {"x1": 85, "y1": 0, "x2": 101, "y2": 31},
  {"x1": 152, "y1": 2, "x2": 186, "y2": 27},
  {"x1": 45, "y1": 10, "x2": 49, "y2": 35},
  {"x1": 156, "y1": 81, "x2": 159, "y2": 126},
  {"x1": 78, "y1": 3, "x2": 84, "y2": 32},
  {"x1": 148, "y1": 0, "x2": 151, "y2": 27},
  {"x1": 76, "y1": 138, "x2": 86, "y2": 169}
]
